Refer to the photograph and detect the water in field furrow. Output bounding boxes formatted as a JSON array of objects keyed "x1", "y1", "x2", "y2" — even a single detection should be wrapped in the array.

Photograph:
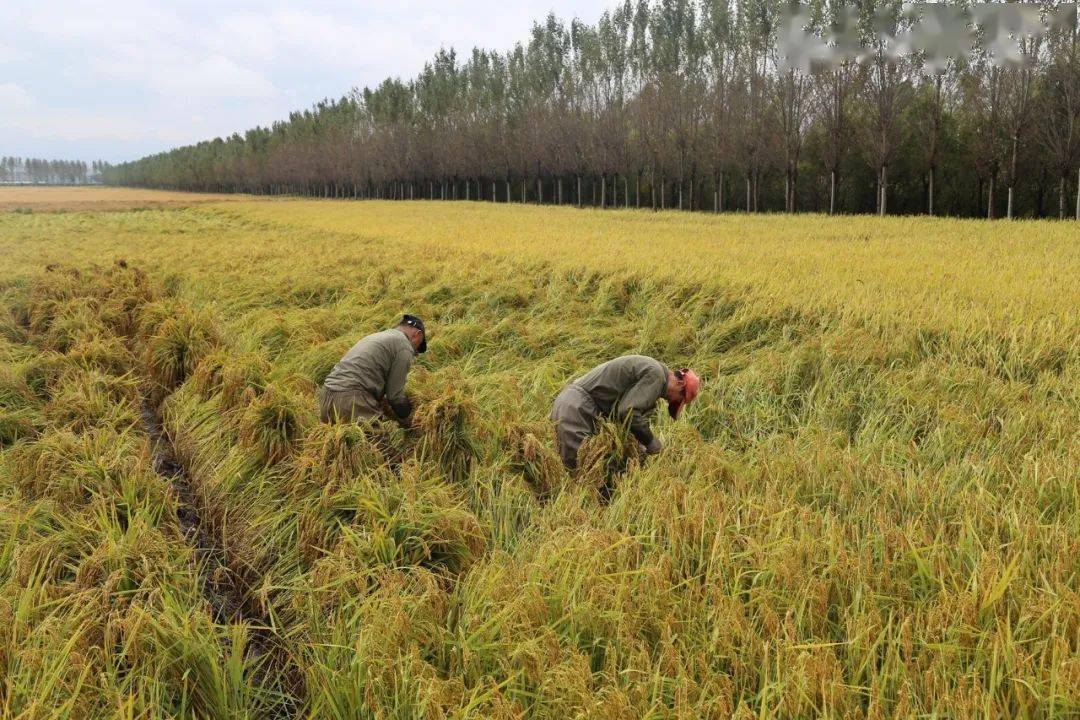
[
  {"x1": 138, "y1": 366, "x2": 305, "y2": 717},
  {"x1": 139, "y1": 397, "x2": 238, "y2": 620}
]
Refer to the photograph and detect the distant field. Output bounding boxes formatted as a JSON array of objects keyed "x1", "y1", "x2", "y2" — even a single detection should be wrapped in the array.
[
  {"x1": 0, "y1": 185, "x2": 246, "y2": 211},
  {"x1": 224, "y1": 200, "x2": 1080, "y2": 334},
  {"x1": 1, "y1": 196, "x2": 1077, "y2": 718}
]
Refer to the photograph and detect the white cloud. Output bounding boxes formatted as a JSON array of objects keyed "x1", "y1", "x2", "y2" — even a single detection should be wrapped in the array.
[
  {"x1": 0, "y1": 43, "x2": 24, "y2": 63},
  {"x1": 0, "y1": 82, "x2": 34, "y2": 110},
  {"x1": 151, "y1": 55, "x2": 279, "y2": 101},
  {"x1": 210, "y1": 13, "x2": 278, "y2": 63},
  {"x1": 2, "y1": 107, "x2": 156, "y2": 142},
  {"x1": 0, "y1": 0, "x2": 614, "y2": 161},
  {"x1": 79, "y1": 47, "x2": 277, "y2": 102}
]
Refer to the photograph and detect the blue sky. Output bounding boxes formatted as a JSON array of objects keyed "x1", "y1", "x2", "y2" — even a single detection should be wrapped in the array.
[{"x1": 0, "y1": 1, "x2": 611, "y2": 163}]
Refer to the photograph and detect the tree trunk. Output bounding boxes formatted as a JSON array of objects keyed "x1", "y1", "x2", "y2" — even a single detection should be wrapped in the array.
[
  {"x1": 1007, "y1": 132, "x2": 1019, "y2": 219},
  {"x1": 879, "y1": 165, "x2": 887, "y2": 216},
  {"x1": 719, "y1": 171, "x2": 724, "y2": 212},
  {"x1": 624, "y1": 176, "x2": 629, "y2": 208},
  {"x1": 829, "y1": 170, "x2": 836, "y2": 215},
  {"x1": 1075, "y1": 166, "x2": 1079, "y2": 220},
  {"x1": 1059, "y1": 176, "x2": 1066, "y2": 219},
  {"x1": 557, "y1": 177, "x2": 563, "y2": 205},
  {"x1": 601, "y1": 173, "x2": 607, "y2": 208},
  {"x1": 505, "y1": 178, "x2": 511, "y2": 203},
  {"x1": 636, "y1": 173, "x2": 641, "y2": 208},
  {"x1": 988, "y1": 175, "x2": 995, "y2": 219},
  {"x1": 577, "y1": 175, "x2": 582, "y2": 207},
  {"x1": 928, "y1": 166, "x2": 935, "y2": 215},
  {"x1": 522, "y1": 178, "x2": 526, "y2": 204},
  {"x1": 746, "y1": 174, "x2": 751, "y2": 212},
  {"x1": 536, "y1": 177, "x2": 542, "y2": 204}
]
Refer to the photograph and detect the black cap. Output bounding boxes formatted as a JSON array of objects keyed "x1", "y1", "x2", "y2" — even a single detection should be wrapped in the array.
[{"x1": 400, "y1": 314, "x2": 427, "y2": 353}]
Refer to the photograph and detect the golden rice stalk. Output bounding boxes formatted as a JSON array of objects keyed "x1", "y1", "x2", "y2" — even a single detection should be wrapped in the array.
[
  {"x1": 142, "y1": 306, "x2": 222, "y2": 392},
  {"x1": 0, "y1": 409, "x2": 42, "y2": 447},
  {"x1": 65, "y1": 334, "x2": 135, "y2": 377},
  {"x1": 238, "y1": 384, "x2": 310, "y2": 466},
  {"x1": 4, "y1": 426, "x2": 165, "y2": 509},
  {"x1": 24, "y1": 264, "x2": 89, "y2": 333},
  {"x1": 575, "y1": 420, "x2": 643, "y2": 501},
  {"x1": 0, "y1": 365, "x2": 34, "y2": 410},
  {"x1": 95, "y1": 260, "x2": 156, "y2": 337},
  {"x1": 39, "y1": 298, "x2": 106, "y2": 353},
  {"x1": 411, "y1": 372, "x2": 479, "y2": 485},
  {"x1": 44, "y1": 369, "x2": 141, "y2": 432},
  {"x1": 503, "y1": 421, "x2": 565, "y2": 498},
  {"x1": 19, "y1": 351, "x2": 72, "y2": 398},
  {"x1": 190, "y1": 349, "x2": 270, "y2": 411},
  {"x1": 338, "y1": 471, "x2": 487, "y2": 577},
  {"x1": 290, "y1": 421, "x2": 396, "y2": 495}
]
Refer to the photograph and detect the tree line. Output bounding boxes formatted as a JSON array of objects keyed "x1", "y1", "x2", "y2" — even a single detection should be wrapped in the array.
[
  {"x1": 105, "y1": 0, "x2": 1080, "y2": 219},
  {"x1": 1, "y1": 157, "x2": 112, "y2": 185}
]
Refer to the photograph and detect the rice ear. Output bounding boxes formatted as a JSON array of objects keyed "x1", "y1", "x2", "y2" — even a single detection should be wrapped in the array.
[
  {"x1": 576, "y1": 420, "x2": 643, "y2": 500},
  {"x1": 238, "y1": 384, "x2": 311, "y2": 466},
  {"x1": 290, "y1": 421, "x2": 393, "y2": 495},
  {"x1": 191, "y1": 350, "x2": 270, "y2": 411},
  {"x1": 142, "y1": 306, "x2": 222, "y2": 394},
  {"x1": 504, "y1": 421, "x2": 565, "y2": 499},
  {"x1": 411, "y1": 370, "x2": 479, "y2": 484}
]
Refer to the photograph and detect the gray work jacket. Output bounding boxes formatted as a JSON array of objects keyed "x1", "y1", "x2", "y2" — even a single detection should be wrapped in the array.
[
  {"x1": 573, "y1": 354, "x2": 668, "y2": 447},
  {"x1": 323, "y1": 329, "x2": 414, "y2": 411}
]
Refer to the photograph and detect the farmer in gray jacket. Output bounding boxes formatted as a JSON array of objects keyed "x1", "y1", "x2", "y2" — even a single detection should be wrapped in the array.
[
  {"x1": 318, "y1": 314, "x2": 427, "y2": 425},
  {"x1": 550, "y1": 355, "x2": 701, "y2": 470}
]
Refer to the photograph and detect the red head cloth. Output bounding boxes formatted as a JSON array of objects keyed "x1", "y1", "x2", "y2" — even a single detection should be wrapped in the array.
[{"x1": 668, "y1": 369, "x2": 701, "y2": 419}]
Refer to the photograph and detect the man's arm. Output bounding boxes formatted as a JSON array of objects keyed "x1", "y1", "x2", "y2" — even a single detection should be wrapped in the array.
[
  {"x1": 384, "y1": 346, "x2": 413, "y2": 422},
  {"x1": 615, "y1": 371, "x2": 665, "y2": 450}
]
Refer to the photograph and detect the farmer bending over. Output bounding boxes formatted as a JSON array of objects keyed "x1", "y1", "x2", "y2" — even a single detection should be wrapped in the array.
[
  {"x1": 319, "y1": 314, "x2": 427, "y2": 425},
  {"x1": 550, "y1": 354, "x2": 700, "y2": 470}
]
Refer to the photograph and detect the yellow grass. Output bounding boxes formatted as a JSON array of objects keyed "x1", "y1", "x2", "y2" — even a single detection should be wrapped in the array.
[
  {"x1": 1, "y1": 198, "x2": 1077, "y2": 719},
  {"x1": 0, "y1": 185, "x2": 246, "y2": 211},
  {"x1": 222, "y1": 200, "x2": 1080, "y2": 334}
]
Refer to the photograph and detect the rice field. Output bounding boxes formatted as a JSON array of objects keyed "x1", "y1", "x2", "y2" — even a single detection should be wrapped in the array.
[
  {"x1": 1, "y1": 192, "x2": 1078, "y2": 719},
  {"x1": 0, "y1": 186, "x2": 245, "y2": 212}
]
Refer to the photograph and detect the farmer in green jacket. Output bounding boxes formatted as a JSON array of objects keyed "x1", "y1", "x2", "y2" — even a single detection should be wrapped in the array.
[
  {"x1": 318, "y1": 314, "x2": 427, "y2": 425},
  {"x1": 550, "y1": 355, "x2": 701, "y2": 470}
]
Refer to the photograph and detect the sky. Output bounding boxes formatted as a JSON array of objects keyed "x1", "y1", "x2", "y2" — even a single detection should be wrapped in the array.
[{"x1": 0, "y1": 1, "x2": 613, "y2": 164}]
